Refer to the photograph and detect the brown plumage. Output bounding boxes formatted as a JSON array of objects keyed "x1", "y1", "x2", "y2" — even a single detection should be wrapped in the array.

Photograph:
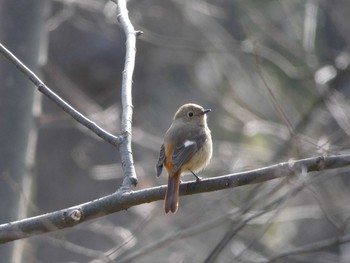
[{"x1": 157, "y1": 103, "x2": 212, "y2": 213}]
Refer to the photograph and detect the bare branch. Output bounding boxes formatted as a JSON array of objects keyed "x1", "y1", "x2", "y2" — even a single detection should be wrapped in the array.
[
  {"x1": 0, "y1": 0, "x2": 140, "y2": 192},
  {"x1": 254, "y1": 45, "x2": 296, "y2": 136},
  {"x1": 1, "y1": 154, "x2": 350, "y2": 243},
  {"x1": 204, "y1": 178, "x2": 304, "y2": 263},
  {"x1": 265, "y1": 234, "x2": 350, "y2": 263},
  {"x1": 0, "y1": 42, "x2": 122, "y2": 147},
  {"x1": 118, "y1": 180, "x2": 300, "y2": 263},
  {"x1": 114, "y1": 0, "x2": 141, "y2": 190},
  {"x1": 117, "y1": 210, "x2": 241, "y2": 262}
]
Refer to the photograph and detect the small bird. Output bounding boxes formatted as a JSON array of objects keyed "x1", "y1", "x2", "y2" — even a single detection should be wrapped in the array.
[{"x1": 156, "y1": 103, "x2": 212, "y2": 213}]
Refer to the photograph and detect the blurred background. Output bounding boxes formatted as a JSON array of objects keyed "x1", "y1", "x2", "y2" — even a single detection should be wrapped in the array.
[{"x1": 1, "y1": 0, "x2": 350, "y2": 262}]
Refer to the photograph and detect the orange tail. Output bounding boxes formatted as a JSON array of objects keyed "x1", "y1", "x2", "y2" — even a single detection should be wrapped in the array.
[{"x1": 164, "y1": 172, "x2": 181, "y2": 213}]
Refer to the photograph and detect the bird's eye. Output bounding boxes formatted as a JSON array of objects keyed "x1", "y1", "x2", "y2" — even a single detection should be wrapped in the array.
[{"x1": 187, "y1": 111, "x2": 194, "y2": 117}]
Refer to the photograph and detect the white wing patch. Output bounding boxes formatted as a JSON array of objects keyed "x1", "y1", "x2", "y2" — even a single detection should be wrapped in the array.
[{"x1": 184, "y1": 140, "x2": 196, "y2": 148}]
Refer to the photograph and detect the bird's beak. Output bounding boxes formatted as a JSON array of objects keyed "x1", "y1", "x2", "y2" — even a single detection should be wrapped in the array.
[{"x1": 203, "y1": 109, "x2": 211, "y2": 114}]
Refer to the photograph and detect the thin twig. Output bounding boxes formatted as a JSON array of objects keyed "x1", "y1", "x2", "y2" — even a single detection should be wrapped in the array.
[
  {"x1": 265, "y1": 234, "x2": 350, "y2": 263},
  {"x1": 1, "y1": 154, "x2": 350, "y2": 243},
  {"x1": 204, "y1": 178, "x2": 304, "y2": 263},
  {"x1": 117, "y1": 180, "x2": 291, "y2": 263},
  {"x1": 254, "y1": 45, "x2": 295, "y2": 136},
  {"x1": 0, "y1": 42, "x2": 122, "y2": 147},
  {"x1": 117, "y1": 209, "x2": 241, "y2": 263}
]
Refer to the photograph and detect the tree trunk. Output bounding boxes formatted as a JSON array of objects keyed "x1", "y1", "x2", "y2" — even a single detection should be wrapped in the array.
[{"x1": 0, "y1": 0, "x2": 47, "y2": 261}]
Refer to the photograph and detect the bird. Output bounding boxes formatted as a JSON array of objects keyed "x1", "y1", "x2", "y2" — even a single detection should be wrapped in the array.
[{"x1": 156, "y1": 103, "x2": 212, "y2": 213}]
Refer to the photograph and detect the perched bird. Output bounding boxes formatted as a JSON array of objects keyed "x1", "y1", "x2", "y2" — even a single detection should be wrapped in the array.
[{"x1": 157, "y1": 103, "x2": 212, "y2": 213}]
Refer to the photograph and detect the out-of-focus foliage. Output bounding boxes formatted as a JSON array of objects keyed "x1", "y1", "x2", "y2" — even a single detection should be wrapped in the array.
[{"x1": 5, "y1": 0, "x2": 350, "y2": 262}]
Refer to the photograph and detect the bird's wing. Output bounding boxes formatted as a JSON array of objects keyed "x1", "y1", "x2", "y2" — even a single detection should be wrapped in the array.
[
  {"x1": 171, "y1": 132, "x2": 207, "y2": 176},
  {"x1": 156, "y1": 144, "x2": 166, "y2": 177}
]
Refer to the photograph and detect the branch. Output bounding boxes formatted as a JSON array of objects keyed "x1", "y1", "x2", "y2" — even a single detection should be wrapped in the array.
[
  {"x1": 204, "y1": 177, "x2": 304, "y2": 263},
  {"x1": 265, "y1": 234, "x2": 350, "y2": 263},
  {"x1": 114, "y1": 0, "x2": 141, "y2": 190},
  {"x1": 0, "y1": 42, "x2": 122, "y2": 147},
  {"x1": 0, "y1": 0, "x2": 140, "y2": 191},
  {"x1": 118, "y1": 180, "x2": 299, "y2": 263},
  {"x1": 1, "y1": 154, "x2": 350, "y2": 243},
  {"x1": 117, "y1": 210, "x2": 241, "y2": 262}
]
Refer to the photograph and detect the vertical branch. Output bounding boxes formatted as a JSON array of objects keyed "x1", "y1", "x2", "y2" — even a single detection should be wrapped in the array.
[{"x1": 115, "y1": 0, "x2": 141, "y2": 190}]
